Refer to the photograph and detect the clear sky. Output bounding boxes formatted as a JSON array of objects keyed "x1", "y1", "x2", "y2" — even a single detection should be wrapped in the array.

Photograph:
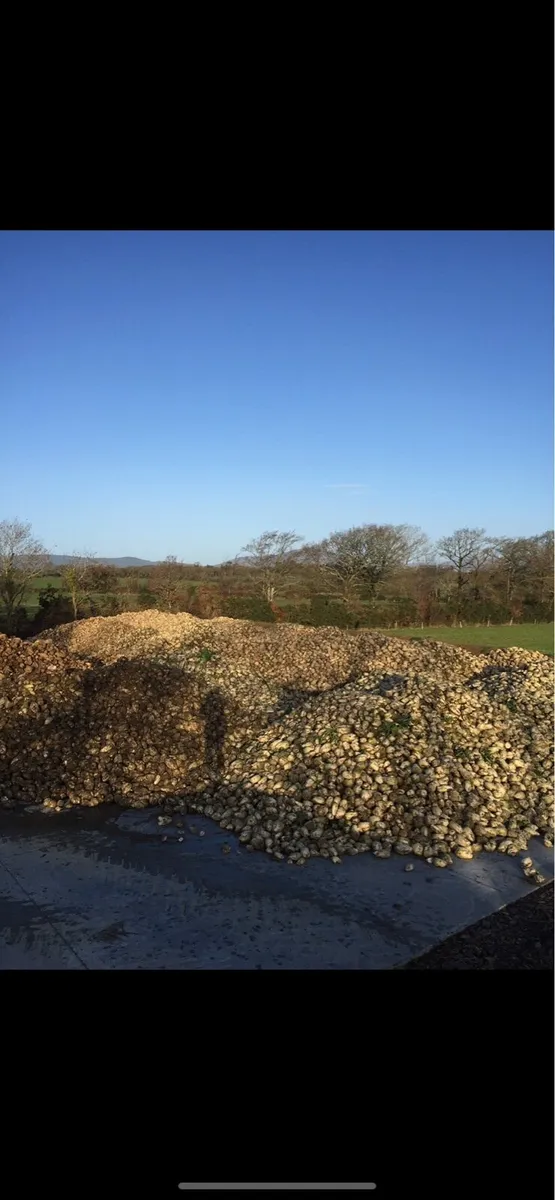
[{"x1": 1, "y1": 230, "x2": 552, "y2": 563}]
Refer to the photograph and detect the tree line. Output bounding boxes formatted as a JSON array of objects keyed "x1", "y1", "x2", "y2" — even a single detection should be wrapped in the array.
[{"x1": 0, "y1": 518, "x2": 553, "y2": 637}]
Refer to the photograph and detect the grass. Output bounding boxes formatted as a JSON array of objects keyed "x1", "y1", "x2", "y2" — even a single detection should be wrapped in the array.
[
  {"x1": 30, "y1": 574, "x2": 63, "y2": 591},
  {"x1": 380, "y1": 624, "x2": 554, "y2": 656},
  {"x1": 20, "y1": 573, "x2": 208, "y2": 617}
]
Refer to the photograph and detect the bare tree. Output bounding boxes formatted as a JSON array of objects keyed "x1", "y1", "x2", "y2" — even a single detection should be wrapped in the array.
[
  {"x1": 86, "y1": 562, "x2": 119, "y2": 594},
  {"x1": 60, "y1": 551, "x2": 97, "y2": 620},
  {"x1": 494, "y1": 536, "x2": 534, "y2": 604},
  {"x1": 0, "y1": 518, "x2": 50, "y2": 631},
  {"x1": 240, "y1": 531, "x2": 304, "y2": 604},
  {"x1": 436, "y1": 528, "x2": 494, "y2": 617},
  {"x1": 149, "y1": 555, "x2": 183, "y2": 611},
  {"x1": 529, "y1": 530, "x2": 554, "y2": 606},
  {"x1": 314, "y1": 523, "x2": 428, "y2": 605},
  {"x1": 217, "y1": 559, "x2": 241, "y2": 598}
]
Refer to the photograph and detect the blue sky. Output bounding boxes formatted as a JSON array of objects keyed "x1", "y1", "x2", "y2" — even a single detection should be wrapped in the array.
[{"x1": 0, "y1": 230, "x2": 552, "y2": 562}]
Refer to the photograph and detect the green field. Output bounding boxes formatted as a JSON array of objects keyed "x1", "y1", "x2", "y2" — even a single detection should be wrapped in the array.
[
  {"x1": 29, "y1": 574, "x2": 62, "y2": 591},
  {"x1": 381, "y1": 624, "x2": 554, "y2": 656},
  {"x1": 20, "y1": 574, "x2": 205, "y2": 616}
]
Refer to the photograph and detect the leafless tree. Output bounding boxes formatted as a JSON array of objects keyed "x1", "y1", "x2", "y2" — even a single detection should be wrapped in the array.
[
  {"x1": 0, "y1": 518, "x2": 50, "y2": 631},
  {"x1": 240, "y1": 531, "x2": 304, "y2": 604},
  {"x1": 149, "y1": 555, "x2": 183, "y2": 611},
  {"x1": 314, "y1": 523, "x2": 428, "y2": 605},
  {"x1": 216, "y1": 559, "x2": 240, "y2": 598},
  {"x1": 86, "y1": 562, "x2": 119, "y2": 594},
  {"x1": 529, "y1": 531, "x2": 554, "y2": 605},
  {"x1": 436, "y1": 528, "x2": 494, "y2": 616},
  {"x1": 493, "y1": 536, "x2": 534, "y2": 603},
  {"x1": 60, "y1": 551, "x2": 97, "y2": 620}
]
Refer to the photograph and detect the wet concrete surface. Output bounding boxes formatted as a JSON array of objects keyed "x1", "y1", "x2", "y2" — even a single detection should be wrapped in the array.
[{"x1": 0, "y1": 805, "x2": 552, "y2": 969}]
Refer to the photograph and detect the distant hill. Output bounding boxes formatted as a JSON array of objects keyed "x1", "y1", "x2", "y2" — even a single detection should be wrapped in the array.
[{"x1": 50, "y1": 556, "x2": 155, "y2": 568}]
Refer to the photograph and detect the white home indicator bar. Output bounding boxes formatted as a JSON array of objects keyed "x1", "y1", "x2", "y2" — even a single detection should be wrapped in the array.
[{"x1": 178, "y1": 1186, "x2": 377, "y2": 1191}]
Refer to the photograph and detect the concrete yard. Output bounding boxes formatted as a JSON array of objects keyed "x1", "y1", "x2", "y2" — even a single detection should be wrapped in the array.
[{"x1": 0, "y1": 806, "x2": 552, "y2": 969}]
